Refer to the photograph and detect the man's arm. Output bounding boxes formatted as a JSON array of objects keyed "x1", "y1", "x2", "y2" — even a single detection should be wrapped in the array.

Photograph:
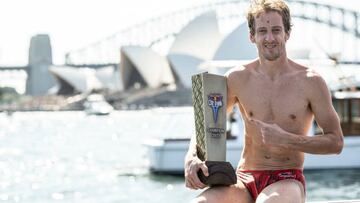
[
  {"x1": 184, "y1": 133, "x2": 208, "y2": 189},
  {"x1": 225, "y1": 69, "x2": 238, "y2": 114},
  {"x1": 252, "y1": 74, "x2": 343, "y2": 154},
  {"x1": 293, "y1": 74, "x2": 343, "y2": 154}
]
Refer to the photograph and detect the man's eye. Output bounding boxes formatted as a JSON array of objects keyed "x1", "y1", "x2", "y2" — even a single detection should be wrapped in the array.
[{"x1": 273, "y1": 29, "x2": 281, "y2": 33}]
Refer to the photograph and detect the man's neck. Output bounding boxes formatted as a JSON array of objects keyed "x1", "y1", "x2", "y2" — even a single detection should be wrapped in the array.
[{"x1": 257, "y1": 56, "x2": 290, "y2": 80}]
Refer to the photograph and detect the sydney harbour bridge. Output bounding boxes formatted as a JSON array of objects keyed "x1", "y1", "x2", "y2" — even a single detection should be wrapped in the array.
[{"x1": 65, "y1": 0, "x2": 360, "y2": 66}]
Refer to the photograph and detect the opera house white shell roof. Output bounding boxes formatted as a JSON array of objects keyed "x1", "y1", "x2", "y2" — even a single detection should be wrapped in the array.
[
  {"x1": 213, "y1": 22, "x2": 257, "y2": 60},
  {"x1": 167, "y1": 54, "x2": 204, "y2": 88},
  {"x1": 167, "y1": 17, "x2": 257, "y2": 87},
  {"x1": 49, "y1": 66, "x2": 103, "y2": 94},
  {"x1": 169, "y1": 11, "x2": 222, "y2": 60},
  {"x1": 95, "y1": 66, "x2": 123, "y2": 91},
  {"x1": 121, "y1": 46, "x2": 175, "y2": 90},
  {"x1": 49, "y1": 65, "x2": 122, "y2": 94}
]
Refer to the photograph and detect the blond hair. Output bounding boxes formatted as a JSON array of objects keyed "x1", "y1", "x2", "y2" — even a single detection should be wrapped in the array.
[{"x1": 246, "y1": 0, "x2": 292, "y2": 35}]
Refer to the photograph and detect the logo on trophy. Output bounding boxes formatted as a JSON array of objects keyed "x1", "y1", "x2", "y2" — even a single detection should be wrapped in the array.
[
  {"x1": 191, "y1": 72, "x2": 237, "y2": 186},
  {"x1": 208, "y1": 94, "x2": 222, "y2": 123}
]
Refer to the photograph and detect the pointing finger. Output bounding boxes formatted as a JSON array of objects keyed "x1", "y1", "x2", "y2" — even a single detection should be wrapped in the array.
[{"x1": 250, "y1": 118, "x2": 267, "y2": 126}]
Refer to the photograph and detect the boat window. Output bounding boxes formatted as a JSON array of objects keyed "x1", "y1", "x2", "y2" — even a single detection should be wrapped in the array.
[{"x1": 332, "y1": 98, "x2": 360, "y2": 136}]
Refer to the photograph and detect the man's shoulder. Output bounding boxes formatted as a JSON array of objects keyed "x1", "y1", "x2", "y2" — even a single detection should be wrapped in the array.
[
  {"x1": 225, "y1": 65, "x2": 246, "y2": 78},
  {"x1": 290, "y1": 60, "x2": 324, "y2": 83},
  {"x1": 225, "y1": 60, "x2": 256, "y2": 80},
  {"x1": 290, "y1": 61, "x2": 328, "y2": 94}
]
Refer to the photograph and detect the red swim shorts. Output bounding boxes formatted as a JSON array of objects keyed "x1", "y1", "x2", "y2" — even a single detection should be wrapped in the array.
[{"x1": 237, "y1": 169, "x2": 306, "y2": 200}]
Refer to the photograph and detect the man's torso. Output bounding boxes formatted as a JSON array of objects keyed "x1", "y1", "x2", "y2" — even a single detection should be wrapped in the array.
[{"x1": 229, "y1": 60, "x2": 315, "y2": 170}]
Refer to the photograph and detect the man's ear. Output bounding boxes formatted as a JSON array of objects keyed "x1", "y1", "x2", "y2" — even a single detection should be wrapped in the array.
[
  {"x1": 250, "y1": 32, "x2": 255, "y2": 43},
  {"x1": 285, "y1": 31, "x2": 290, "y2": 41}
]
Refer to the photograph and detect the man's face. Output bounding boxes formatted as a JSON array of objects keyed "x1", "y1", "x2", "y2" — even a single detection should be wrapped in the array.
[{"x1": 250, "y1": 11, "x2": 289, "y2": 61}]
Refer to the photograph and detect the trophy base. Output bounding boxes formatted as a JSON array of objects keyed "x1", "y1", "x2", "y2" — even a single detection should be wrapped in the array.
[{"x1": 197, "y1": 161, "x2": 237, "y2": 186}]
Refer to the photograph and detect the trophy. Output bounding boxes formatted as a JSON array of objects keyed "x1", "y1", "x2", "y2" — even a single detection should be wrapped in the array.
[{"x1": 191, "y1": 72, "x2": 237, "y2": 186}]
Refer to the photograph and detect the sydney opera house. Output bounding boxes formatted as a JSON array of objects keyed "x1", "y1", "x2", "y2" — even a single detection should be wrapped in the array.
[
  {"x1": 48, "y1": 10, "x2": 360, "y2": 107},
  {"x1": 49, "y1": 11, "x2": 257, "y2": 99}
]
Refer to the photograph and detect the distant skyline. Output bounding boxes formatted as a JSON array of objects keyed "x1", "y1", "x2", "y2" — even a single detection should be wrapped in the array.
[{"x1": 0, "y1": 0, "x2": 359, "y2": 66}]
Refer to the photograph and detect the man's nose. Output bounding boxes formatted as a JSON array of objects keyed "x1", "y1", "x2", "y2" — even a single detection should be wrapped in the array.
[{"x1": 265, "y1": 32, "x2": 275, "y2": 41}]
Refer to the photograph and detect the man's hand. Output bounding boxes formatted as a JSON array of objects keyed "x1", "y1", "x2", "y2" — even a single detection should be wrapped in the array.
[
  {"x1": 250, "y1": 118, "x2": 290, "y2": 147},
  {"x1": 184, "y1": 155, "x2": 209, "y2": 190}
]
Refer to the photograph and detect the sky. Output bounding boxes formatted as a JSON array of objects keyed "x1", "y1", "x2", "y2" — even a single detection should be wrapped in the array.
[
  {"x1": 0, "y1": 0, "x2": 212, "y2": 66},
  {"x1": 0, "y1": 0, "x2": 359, "y2": 66}
]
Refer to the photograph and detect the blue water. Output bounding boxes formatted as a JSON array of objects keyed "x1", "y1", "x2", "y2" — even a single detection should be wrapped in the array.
[{"x1": 0, "y1": 108, "x2": 359, "y2": 202}]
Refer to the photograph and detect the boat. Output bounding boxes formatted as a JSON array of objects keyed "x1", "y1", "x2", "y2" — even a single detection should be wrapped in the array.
[
  {"x1": 144, "y1": 91, "x2": 360, "y2": 174},
  {"x1": 83, "y1": 94, "x2": 114, "y2": 116}
]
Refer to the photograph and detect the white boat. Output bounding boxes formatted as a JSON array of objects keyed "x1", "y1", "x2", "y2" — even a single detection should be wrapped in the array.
[
  {"x1": 84, "y1": 94, "x2": 114, "y2": 116},
  {"x1": 144, "y1": 91, "x2": 360, "y2": 174}
]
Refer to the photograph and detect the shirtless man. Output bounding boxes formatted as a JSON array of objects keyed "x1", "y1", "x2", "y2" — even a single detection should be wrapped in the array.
[{"x1": 184, "y1": 0, "x2": 344, "y2": 202}]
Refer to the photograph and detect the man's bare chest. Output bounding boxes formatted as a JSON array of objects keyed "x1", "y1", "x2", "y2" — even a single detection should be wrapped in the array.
[{"x1": 236, "y1": 79, "x2": 310, "y2": 123}]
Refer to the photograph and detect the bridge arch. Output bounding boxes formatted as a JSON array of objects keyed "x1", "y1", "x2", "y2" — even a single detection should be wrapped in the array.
[{"x1": 65, "y1": 0, "x2": 360, "y2": 65}]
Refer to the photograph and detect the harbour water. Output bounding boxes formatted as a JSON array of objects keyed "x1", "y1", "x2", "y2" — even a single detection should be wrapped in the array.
[{"x1": 0, "y1": 108, "x2": 359, "y2": 202}]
